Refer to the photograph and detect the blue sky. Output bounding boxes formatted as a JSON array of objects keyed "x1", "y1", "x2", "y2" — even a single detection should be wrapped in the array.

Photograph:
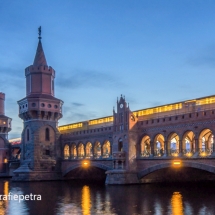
[{"x1": 0, "y1": 1, "x2": 215, "y2": 138}]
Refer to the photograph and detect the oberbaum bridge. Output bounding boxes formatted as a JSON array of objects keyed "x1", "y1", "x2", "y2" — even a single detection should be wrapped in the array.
[{"x1": 1, "y1": 29, "x2": 215, "y2": 184}]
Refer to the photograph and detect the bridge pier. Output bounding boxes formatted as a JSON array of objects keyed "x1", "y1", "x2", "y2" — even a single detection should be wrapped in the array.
[{"x1": 105, "y1": 170, "x2": 139, "y2": 184}]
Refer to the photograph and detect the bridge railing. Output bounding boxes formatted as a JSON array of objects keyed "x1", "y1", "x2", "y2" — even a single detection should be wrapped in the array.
[
  {"x1": 63, "y1": 154, "x2": 112, "y2": 160},
  {"x1": 154, "y1": 149, "x2": 164, "y2": 157},
  {"x1": 182, "y1": 149, "x2": 195, "y2": 158},
  {"x1": 140, "y1": 150, "x2": 151, "y2": 157},
  {"x1": 167, "y1": 149, "x2": 180, "y2": 157},
  {"x1": 198, "y1": 148, "x2": 212, "y2": 157}
]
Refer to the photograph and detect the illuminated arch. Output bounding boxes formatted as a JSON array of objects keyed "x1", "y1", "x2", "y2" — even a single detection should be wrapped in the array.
[
  {"x1": 86, "y1": 142, "x2": 93, "y2": 158},
  {"x1": 140, "y1": 135, "x2": 151, "y2": 157},
  {"x1": 62, "y1": 163, "x2": 112, "y2": 177},
  {"x1": 78, "y1": 143, "x2": 85, "y2": 158},
  {"x1": 182, "y1": 130, "x2": 195, "y2": 157},
  {"x1": 71, "y1": 143, "x2": 77, "y2": 159},
  {"x1": 94, "y1": 141, "x2": 101, "y2": 158},
  {"x1": 137, "y1": 161, "x2": 215, "y2": 179},
  {"x1": 198, "y1": 128, "x2": 213, "y2": 157},
  {"x1": 153, "y1": 134, "x2": 165, "y2": 157},
  {"x1": 167, "y1": 132, "x2": 180, "y2": 157},
  {"x1": 102, "y1": 140, "x2": 111, "y2": 158},
  {"x1": 64, "y1": 144, "x2": 70, "y2": 159}
]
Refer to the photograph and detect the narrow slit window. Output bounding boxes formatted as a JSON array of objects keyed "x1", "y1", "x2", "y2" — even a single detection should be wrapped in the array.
[{"x1": 45, "y1": 128, "x2": 50, "y2": 141}]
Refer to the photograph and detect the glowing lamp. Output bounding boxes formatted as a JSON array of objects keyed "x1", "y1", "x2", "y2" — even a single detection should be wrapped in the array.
[
  {"x1": 173, "y1": 160, "x2": 181, "y2": 166},
  {"x1": 82, "y1": 160, "x2": 90, "y2": 168}
]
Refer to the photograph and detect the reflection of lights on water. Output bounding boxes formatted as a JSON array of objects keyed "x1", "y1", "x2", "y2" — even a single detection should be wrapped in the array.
[
  {"x1": 4, "y1": 181, "x2": 9, "y2": 196},
  {"x1": 82, "y1": 186, "x2": 91, "y2": 215},
  {"x1": 171, "y1": 192, "x2": 184, "y2": 215}
]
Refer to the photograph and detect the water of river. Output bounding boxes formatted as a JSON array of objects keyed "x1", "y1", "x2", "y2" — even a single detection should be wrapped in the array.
[{"x1": 0, "y1": 179, "x2": 215, "y2": 215}]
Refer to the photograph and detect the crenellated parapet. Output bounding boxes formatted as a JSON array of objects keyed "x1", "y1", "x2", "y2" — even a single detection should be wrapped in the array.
[
  {"x1": 18, "y1": 96, "x2": 63, "y2": 121},
  {"x1": 25, "y1": 65, "x2": 55, "y2": 76}
]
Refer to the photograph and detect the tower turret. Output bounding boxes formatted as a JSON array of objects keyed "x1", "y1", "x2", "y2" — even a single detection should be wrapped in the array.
[
  {"x1": 0, "y1": 93, "x2": 11, "y2": 175},
  {"x1": 13, "y1": 27, "x2": 63, "y2": 181},
  {"x1": 18, "y1": 27, "x2": 62, "y2": 122},
  {"x1": 0, "y1": 93, "x2": 12, "y2": 138}
]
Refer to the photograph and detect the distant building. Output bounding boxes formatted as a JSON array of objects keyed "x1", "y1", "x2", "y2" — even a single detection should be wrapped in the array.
[{"x1": 0, "y1": 93, "x2": 11, "y2": 175}]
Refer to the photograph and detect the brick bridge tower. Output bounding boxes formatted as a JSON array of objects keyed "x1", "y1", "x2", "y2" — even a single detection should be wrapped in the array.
[
  {"x1": 13, "y1": 28, "x2": 63, "y2": 181},
  {"x1": 0, "y1": 93, "x2": 11, "y2": 174},
  {"x1": 0, "y1": 93, "x2": 12, "y2": 139},
  {"x1": 106, "y1": 95, "x2": 139, "y2": 184}
]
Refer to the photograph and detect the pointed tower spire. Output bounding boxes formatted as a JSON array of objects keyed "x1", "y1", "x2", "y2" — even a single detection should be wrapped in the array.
[{"x1": 33, "y1": 26, "x2": 47, "y2": 67}]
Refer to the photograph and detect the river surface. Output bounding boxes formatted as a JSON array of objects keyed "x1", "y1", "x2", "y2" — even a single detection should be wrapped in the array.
[{"x1": 0, "y1": 179, "x2": 215, "y2": 215}]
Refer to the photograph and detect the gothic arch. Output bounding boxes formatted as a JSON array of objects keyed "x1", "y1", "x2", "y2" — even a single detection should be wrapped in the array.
[
  {"x1": 153, "y1": 133, "x2": 165, "y2": 157},
  {"x1": 198, "y1": 128, "x2": 214, "y2": 156},
  {"x1": 94, "y1": 141, "x2": 101, "y2": 158},
  {"x1": 167, "y1": 132, "x2": 180, "y2": 156},
  {"x1": 85, "y1": 142, "x2": 93, "y2": 158},
  {"x1": 70, "y1": 143, "x2": 77, "y2": 159},
  {"x1": 102, "y1": 140, "x2": 111, "y2": 158},
  {"x1": 64, "y1": 144, "x2": 70, "y2": 159},
  {"x1": 140, "y1": 135, "x2": 151, "y2": 157},
  {"x1": 38, "y1": 125, "x2": 56, "y2": 143},
  {"x1": 182, "y1": 130, "x2": 195, "y2": 157},
  {"x1": 77, "y1": 142, "x2": 85, "y2": 158},
  {"x1": 23, "y1": 125, "x2": 32, "y2": 143}
]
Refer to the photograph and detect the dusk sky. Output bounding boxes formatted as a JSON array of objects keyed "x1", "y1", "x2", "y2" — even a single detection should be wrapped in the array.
[{"x1": 1, "y1": 1, "x2": 215, "y2": 138}]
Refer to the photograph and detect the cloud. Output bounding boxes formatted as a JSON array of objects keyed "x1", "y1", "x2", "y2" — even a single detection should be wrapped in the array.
[
  {"x1": 71, "y1": 102, "x2": 84, "y2": 107},
  {"x1": 56, "y1": 69, "x2": 125, "y2": 89},
  {"x1": 186, "y1": 45, "x2": 215, "y2": 68},
  {"x1": 0, "y1": 66, "x2": 25, "y2": 90},
  {"x1": 60, "y1": 110, "x2": 99, "y2": 125}
]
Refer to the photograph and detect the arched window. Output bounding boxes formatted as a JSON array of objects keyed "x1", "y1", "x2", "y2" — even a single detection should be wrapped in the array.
[
  {"x1": 78, "y1": 143, "x2": 85, "y2": 158},
  {"x1": 118, "y1": 138, "x2": 123, "y2": 151},
  {"x1": 64, "y1": 145, "x2": 70, "y2": 159},
  {"x1": 185, "y1": 138, "x2": 191, "y2": 150},
  {"x1": 86, "y1": 142, "x2": 93, "y2": 158},
  {"x1": 45, "y1": 128, "x2": 50, "y2": 141},
  {"x1": 103, "y1": 141, "x2": 111, "y2": 158},
  {"x1": 170, "y1": 137, "x2": 177, "y2": 150}
]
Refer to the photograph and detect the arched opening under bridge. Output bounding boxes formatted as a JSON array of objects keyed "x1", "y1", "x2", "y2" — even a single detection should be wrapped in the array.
[
  {"x1": 138, "y1": 162, "x2": 215, "y2": 183},
  {"x1": 63, "y1": 163, "x2": 110, "y2": 181}
]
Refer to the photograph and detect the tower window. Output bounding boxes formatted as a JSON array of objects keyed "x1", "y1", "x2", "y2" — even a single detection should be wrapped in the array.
[
  {"x1": 118, "y1": 138, "x2": 123, "y2": 152},
  {"x1": 45, "y1": 128, "x2": 50, "y2": 141},
  {"x1": 45, "y1": 150, "x2": 50, "y2": 155}
]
